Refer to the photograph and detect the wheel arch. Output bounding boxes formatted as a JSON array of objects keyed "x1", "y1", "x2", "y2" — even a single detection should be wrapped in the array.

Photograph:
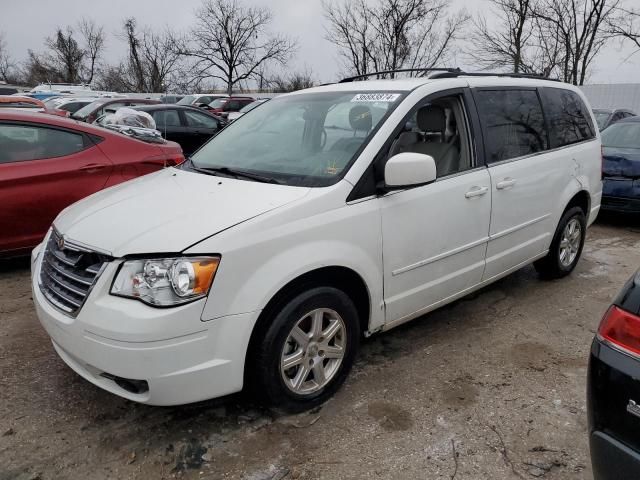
[
  {"x1": 244, "y1": 265, "x2": 371, "y2": 383},
  {"x1": 564, "y1": 189, "x2": 591, "y2": 217}
]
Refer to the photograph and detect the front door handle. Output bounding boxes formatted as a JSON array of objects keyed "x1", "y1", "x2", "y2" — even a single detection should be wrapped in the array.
[
  {"x1": 465, "y1": 186, "x2": 489, "y2": 198},
  {"x1": 496, "y1": 178, "x2": 516, "y2": 190}
]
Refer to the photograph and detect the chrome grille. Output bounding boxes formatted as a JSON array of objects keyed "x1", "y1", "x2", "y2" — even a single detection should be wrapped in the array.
[{"x1": 39, "y1": 230, "x2": 111, "y2": 317}]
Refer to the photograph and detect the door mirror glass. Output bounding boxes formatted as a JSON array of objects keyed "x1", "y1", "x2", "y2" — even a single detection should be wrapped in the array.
[{"x1": 384, "y1": 152, "x2": 436, "y2": 188}]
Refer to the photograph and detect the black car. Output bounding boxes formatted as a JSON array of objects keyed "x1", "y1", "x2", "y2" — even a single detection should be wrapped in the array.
[
  {"x1": 601, "y1": 117, "x2": 640, "y2": 213},
  {"x1": 133, "y1": 104, "x2": 226, "y2": 156},
  {"x1": 593, "y1": 108, "x2": 636, "y2": 131},
  {"x1": 589, "y1": 270, "x2": 640, "y2": 479}
]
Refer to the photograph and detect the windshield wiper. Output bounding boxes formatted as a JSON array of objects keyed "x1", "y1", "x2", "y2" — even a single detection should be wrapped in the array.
[{"x1": 191, "y1": 164, "x2": 282, "y2": 184}]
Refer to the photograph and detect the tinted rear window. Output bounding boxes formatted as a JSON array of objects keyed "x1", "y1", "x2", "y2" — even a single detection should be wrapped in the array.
[
  {"x1": 540, "y1": 88, "x2": 595, "y2": 147},
  {"x1": 475, "y1": 89, "x2": 548, "y2": 163}
]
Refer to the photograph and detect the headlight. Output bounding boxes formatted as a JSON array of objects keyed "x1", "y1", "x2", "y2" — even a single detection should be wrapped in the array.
[{"x1": 111, "y1": 256, "x2": 220, "y2": 306}]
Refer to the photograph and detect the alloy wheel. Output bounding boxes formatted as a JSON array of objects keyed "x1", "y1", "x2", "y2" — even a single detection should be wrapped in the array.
[
  {"x1": 280, "y1": 308, "x2": 346, "y2": 395},
  {"x1": 559, "y1": 218, "x2": 582, "y2": 267}
]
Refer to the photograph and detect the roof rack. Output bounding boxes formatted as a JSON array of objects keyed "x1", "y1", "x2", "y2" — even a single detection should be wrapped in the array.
[
  {"x1": 428, "y1": 71, "x2": 560, "y2": 82},
  {"x1": 339, "y1": 68, "x2": 462, "y2": 83}
]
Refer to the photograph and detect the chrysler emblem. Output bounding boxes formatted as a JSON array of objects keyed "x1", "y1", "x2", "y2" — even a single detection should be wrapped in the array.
[{"x1": 57, "y1": 235, "x2": 66, "y2": 251}]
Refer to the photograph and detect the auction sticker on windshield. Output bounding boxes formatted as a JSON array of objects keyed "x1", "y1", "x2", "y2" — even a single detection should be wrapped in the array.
[{"x1": 351, "y1": 93, "x2": 401, "y2": 103}]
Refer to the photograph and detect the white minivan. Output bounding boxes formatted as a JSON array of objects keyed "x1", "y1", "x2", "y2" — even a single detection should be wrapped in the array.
[{"x1": 31, "y1": 72, "x2": 602, "y2": 411}]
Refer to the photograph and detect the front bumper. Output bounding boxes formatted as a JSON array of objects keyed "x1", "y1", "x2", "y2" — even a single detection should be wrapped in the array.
[{"x1": 31, "y1": 244, "x2": 260, "y2": 406}]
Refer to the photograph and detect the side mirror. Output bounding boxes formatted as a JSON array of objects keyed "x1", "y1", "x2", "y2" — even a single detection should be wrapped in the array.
[{"x1": 384, "y1": 152, "x2": 437, "y2": 189}]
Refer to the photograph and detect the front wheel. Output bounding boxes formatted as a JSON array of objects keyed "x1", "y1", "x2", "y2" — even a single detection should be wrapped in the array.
[
  {"x1": 534, "y1": 206, "x2": 586, "y2": 279},
  {"x1": 250, "y1": 287, "x2": 360, "y2": 412}
]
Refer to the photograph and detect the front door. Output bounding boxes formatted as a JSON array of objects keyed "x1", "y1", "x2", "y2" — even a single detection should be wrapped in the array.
[
  {"x1": 380, "y1": 91, "x2": 492, "y2": 325},
  {"x1": 182, "y1": 110, "x2": 220, "y2": 155},
  {"x1": 0, "y1": 123, "x2": 112, "y2": 252}
]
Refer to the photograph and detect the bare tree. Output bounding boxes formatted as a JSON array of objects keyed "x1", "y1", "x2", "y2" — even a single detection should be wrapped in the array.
[
  {"x1": 533, "y1": 0, "x2": 621, "y2": 85},
  {"x1": 323, "y1": 0, "x2": 376, "y2": 76},
  {"x1": 22, "y1": 50, "x2": 60, "y2": 85},
  {"x1": 45, "y1": 27, "x2": 85, "y2": 83},
  {"x1": 323, "y1": 0, "x2": 468, "y2": 78},
  {"x1": 79, "y1": 19, "x2": 105, "y2": 84},
  {"x1": 117, "y1": 18, "x2": 183, "y2": 92},
  {"x1": 180, "y1": 0, "x2": 297, "y2": 95},
  {"x1": 22, "y1": 19, "x2": 105, "y2": 85},
  {"x1": 0, "y1": 31, "x2": 18, "y2": 83},
  {"x1": 268, "y1": 69, "x2": 316, "y2": 92},
  {"x1": 606, "y1": 6, "x2": 640, "y2": 53},
  {"x1": 468, "y1": 0, "x2": 536, "y2": 73}
]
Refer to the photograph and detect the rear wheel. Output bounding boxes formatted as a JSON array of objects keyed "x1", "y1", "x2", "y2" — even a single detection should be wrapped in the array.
[
  {"x1": 534, "y1": 206, "x2": 586, "y2": 279},
  {"x1": 250, "y1": 287, "x2": 360, "y2": 412}
]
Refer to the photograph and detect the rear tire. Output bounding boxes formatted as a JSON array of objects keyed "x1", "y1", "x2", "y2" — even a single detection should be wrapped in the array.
[
  {"x1": 534, "y1": 206, "x2": 586, "y2": 279},
  {"x1": 250, "y1": 286, "x2": 360, "y2": 413}
]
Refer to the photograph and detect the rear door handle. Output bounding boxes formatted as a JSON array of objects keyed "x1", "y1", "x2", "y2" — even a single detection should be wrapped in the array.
[
  {"x1": 465, "y1": 186, "x2": 489, "y2": 198},
  {"x1": 496, "y1": 178, "x2": 516, "y2": 190},
  {"x1": 79, "y1": 163, "x2": 108, "y2": 173}
]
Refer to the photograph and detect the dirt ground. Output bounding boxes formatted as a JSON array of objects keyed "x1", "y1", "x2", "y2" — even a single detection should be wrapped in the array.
[{"x1": 2, "y1": 215, "x2": 640, "y2": 480}]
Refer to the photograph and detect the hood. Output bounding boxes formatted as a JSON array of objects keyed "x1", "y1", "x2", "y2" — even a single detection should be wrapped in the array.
[
  {"x1": 54, "y1": 168, "x2": 310, "y2": 257},
  {"x1": 603, "y1": 147, "x2": 640, "y2": 178}
]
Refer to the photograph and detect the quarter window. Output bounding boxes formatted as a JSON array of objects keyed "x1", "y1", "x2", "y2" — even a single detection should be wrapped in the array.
[
  {"x1": 540, "y1": 88, "x2": 595, "y2": 147},
  {"x1": 0, "y1": 124, "x2": 87, "y2": 164},
  {"x1": 475, "y1": 89, "x2": 547, "y2": 163}
]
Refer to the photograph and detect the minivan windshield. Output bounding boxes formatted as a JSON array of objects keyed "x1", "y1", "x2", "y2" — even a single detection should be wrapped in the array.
[
  {"x1": 601, "y1": 122, "x2": 640, "y2": 149},
  {"x1": 189, "y1": 91, "x2": 403, "y2": 187}
]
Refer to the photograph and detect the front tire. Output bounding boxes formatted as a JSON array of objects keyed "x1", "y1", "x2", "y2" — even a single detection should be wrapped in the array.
[
  {"x1": 251, "y1": 287, "x2": 360, "y2": 412},
  {"x1": 534, "y1": 206, "x2": 586, "y2": 279}
]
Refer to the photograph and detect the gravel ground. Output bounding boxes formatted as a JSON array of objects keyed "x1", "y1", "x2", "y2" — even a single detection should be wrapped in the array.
[{"x1": 2, "y1": 215, "x2": 640, "y2": 480}]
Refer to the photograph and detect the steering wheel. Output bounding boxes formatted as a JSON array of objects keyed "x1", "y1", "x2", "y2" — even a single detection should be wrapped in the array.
[{"x1": 320, "y1": 128, "x2": 327, "y2": 149}]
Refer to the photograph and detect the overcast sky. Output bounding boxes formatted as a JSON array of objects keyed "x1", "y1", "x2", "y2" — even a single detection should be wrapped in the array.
[{"x1": 2, "y1": 0, "x2": 639, "y2": 85}]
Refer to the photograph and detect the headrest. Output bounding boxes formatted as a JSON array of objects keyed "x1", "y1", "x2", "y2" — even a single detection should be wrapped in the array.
[
  {"x1": 417, "y1": 105, "x2": 446, "y2": 132},
  {"x1": 349, "y1": 105, "x2": 372, "y2": 131}
]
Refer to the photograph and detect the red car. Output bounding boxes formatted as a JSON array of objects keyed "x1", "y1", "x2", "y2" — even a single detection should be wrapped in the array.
[
  {"x1": 0, "y1": 110, "x2": 184, "y2": 257},
  {"x1": 0, "y1": 95, "x2": 72, "y2": 118},
  {"x1": 206, "y1": 96, "x2": 255, "y2": 119}
]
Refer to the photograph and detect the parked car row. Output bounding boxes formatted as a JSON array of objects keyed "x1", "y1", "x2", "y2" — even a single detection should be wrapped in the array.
[{"x1": 1, "y1": 92, "x2": 269, "y2": 164}]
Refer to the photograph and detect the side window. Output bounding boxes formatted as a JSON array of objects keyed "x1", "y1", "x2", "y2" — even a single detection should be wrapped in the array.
[
  {"x1": 475, "y1": 89, "x2": 547, "y2": 163},
  {"x1": 386, "y1": 94, "x2": 472, "y2": 178},
  {"x1": 153, "y1": 109, "x2": 181, "y2": 127},
  {"x1": 184, "y1": 110, "x2": 218, "y2": 129},
  {"x1": 227, "y1": 100, "x2": 241, "y2": 111},
  {"x1": 540, "y1": 88, "x2": 595, "y2": 148},
  {"x1": 0, "y1": 124, "x2": 86, "y2": 164}
]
